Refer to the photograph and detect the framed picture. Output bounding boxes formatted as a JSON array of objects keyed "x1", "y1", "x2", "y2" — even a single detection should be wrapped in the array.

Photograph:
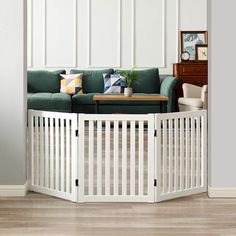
[
  {"x1": 180, "y1": 31, "x2": 208, "y2": 61},
  {"x1": 196, "y1": 44, "x2": 208, "y2": 61}
]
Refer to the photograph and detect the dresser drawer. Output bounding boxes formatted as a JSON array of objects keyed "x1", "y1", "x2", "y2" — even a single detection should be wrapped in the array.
[
  {"x1": 175, "y1": 64, "x2": 207, "y2": 76},
  {"x1": 180, "y1": 76, "x2": 207, "y2": 85}
]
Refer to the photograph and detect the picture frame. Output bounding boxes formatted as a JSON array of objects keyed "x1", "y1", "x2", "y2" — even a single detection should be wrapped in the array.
[
  {"x1": 196, "y1": 44, "x2": 208, "y2": 61},
  {"x1": 180, "y1": 31, "x2": 208, "y2": 61}
]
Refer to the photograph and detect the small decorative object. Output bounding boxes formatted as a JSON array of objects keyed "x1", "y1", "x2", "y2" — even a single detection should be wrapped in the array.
[
  {"x1": 117, "y1": 66, "x2": 137, "y2": 97},
  {"x1": 124, "y1": 87, "x2": 133, "y2": 97},
  {"x1": 180, "y1": 31, "x2": 208, "y2": 61},
  {"x1": 180, "y1": 51, "x2": 190, "y2": 62},
  {"x1": 196, "y1": 44, "x2": 208, "y2": 61}
]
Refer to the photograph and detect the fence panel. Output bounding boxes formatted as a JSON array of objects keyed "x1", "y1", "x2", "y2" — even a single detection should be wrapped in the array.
[
  {"x1": 155, "y1": 110, "x2": 207, "y2": 202},
  {"x1": 78, "y1": 114, "x2": 155, "y2": 203},
  {"x1": 28, "y1": 109, "x2": 207, "y2": 203},
  {"x1": 28, "y1": 110, "x2": 78, "y2": 202}
]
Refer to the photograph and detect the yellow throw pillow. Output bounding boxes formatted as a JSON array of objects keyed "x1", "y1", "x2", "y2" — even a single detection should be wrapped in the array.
[{"x1": 60, "y1": 74, "x2": 83, "y2": 94}]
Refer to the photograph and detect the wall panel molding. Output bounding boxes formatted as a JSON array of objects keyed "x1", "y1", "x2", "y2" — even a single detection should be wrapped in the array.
[
  {"x1": 131, "y1": 0, "x2": 166, "y2": 68},
  {"x1": 27, "y1": 0, "x2": 33, "y2": 68},
  {"x1": 27, "y1": 0, "x2": 207, "y2": 74},
  {"x1": 176, "y1": 0, "x2": 180, "y2": 63},
  {"x1": 87, "y1": 0, "x2": 121, "y2": 68},
  {"x1": 43, "y1": 0, "x2": 78, "y2": 68}
]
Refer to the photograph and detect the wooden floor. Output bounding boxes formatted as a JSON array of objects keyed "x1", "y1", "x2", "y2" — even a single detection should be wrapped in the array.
[{"x1": 0, "y1": 193, "x2": 236, "y2": 236}]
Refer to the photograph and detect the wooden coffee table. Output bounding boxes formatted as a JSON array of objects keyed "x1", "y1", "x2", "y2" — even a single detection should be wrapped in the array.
[{"x1": 93, "y1": 94, "x2": 168, "y2": 114}]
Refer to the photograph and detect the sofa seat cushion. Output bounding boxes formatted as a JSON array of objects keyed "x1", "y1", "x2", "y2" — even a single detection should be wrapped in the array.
[
  {"x1": 72, "y1": 93, "x2": 163, "y2": 106},
  {"x1": 178, "y1": 97, "x2": 203, "y2": 108},
  {"x1": 72, "y1": 93, "x2": 101, "y2": 105},
  {"x1": 28, "y1": 70, "x2": 66, "y2": 93},
  {"x1": 70, "y1": 69, "x2": 114, "y2": 93},
  {"x1": 115, "y1": 68, "x2": 160, "y2": 93},
  {"x1": 27, "y1": 93, "x2": 71, "y2": 112}
]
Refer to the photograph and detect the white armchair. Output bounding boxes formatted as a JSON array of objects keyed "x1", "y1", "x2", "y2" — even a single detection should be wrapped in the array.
[{"x1": 178, "y1": 83, "x2": 208, "y2": 111}]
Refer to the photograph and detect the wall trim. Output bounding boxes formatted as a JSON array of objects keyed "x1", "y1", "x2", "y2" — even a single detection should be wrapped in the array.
[
  {"x1": 27, "y1": 0, "x2": 33, "y2": 68},
  {"x1": 0, "y1": 182, "x2": 28, "y2": 197},
  {"x1": 87, "y1": 0, "x2": 121, "y2": 68},
  {"x1": 175, "y1": 0, "x2": 180, "y2": 63},
  {"x1": 43, "y1": 0, "x2": 78, "y2": 68},
  {"x1": 208, "y1": 187, "x2": 236, "y2": 198}
]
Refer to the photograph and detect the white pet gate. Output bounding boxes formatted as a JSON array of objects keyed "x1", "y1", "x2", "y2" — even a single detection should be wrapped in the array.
[{"x1": 28, "y1": 110, "x2": 207, "y2": 203}]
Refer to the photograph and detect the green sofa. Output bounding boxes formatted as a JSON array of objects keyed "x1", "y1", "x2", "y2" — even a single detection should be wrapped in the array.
[{"x1": 27, "y1": 68, "x2": 178, "y2": 114}]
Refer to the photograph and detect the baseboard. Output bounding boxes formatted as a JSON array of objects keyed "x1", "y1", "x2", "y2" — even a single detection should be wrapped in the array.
[
  {"x1": 0, "y1": 181, "x2": 28, "y2": 197},
  {"x1": 208, "y1": 187, "x2": 236, "y2": 198}
]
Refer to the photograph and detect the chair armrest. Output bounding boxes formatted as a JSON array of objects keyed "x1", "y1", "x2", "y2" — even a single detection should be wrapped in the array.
[
  {"x1": 182, "y1": 83, "x2": 202, "y2": 98},
  {"x1": 201, "y1": 85, "x2": 208, "y2": 109},
  {"x1": 160, "y1": 76, "x2": 179, "y2": 112}
]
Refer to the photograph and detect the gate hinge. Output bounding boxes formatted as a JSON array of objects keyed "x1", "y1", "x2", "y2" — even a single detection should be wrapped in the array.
[
  {"x1": 75, "y1": 179, "x2": 79, "y2": 187},
  {"x1": 75, "y1": 130, "x2": 79, "y2": 137},
  {"x1": 154, "y1": 130, "x2": 157, "y2": 137},
  {"x1": 154, "y1": 179, "x2": 157, "y2": 187}
]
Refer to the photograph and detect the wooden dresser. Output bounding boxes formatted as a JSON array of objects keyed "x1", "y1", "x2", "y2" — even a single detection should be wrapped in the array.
[{"x1": 173, "y1": 61, "x2": 208, "y2": 111}]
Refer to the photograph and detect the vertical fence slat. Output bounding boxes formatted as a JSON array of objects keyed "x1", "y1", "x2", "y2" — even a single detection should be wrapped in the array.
[
  {"x1": 35, "y1": 116, "x2": 39, "y2": 186},
  {"x1": 202, "y1": 115, "x2": 207, "y2": 187},
  {"x1": 174, "y1": 118, "x2": 178, "y2": 191},
  {"x1": 122, "y1": 121, "x2": 127, "y2": 196},
  {"x1": 169, "y1": 119, "x2": 173, "y2": 192},
  {"x1": 156, "y1": 116, "x2": 162, "y2": 202},
  {"x1": 97, "y1": 120, "x2": 102, "y2": 196},
  {"x1": 78, "y1": 116, "x2": 85, "y2": 202},
  {"x1": 163, "y1": 119, "x2": 167, "y2": 194},
  {"x1": 191, "y1": 117, "x2": 196, "y2": 188},
  {"x1": 180, "y1": 118, "x2": 184, "y2": 190},
  {"x1": 45, "y1": 117, "x2": 49, "y2": 188},
  {"x1": 139, "y1": 121, "x2": 144, "y2": 196},
  {"x1": 185, "y1": 118, "x2": 190, "y2": 189},
  {"x1": 114, "y1": 121, "x2": 119, "y2": 196},
  {"x1": 60, "y1": 119, "x2": 65, "y2": 192},
  {"x1": 196, "y1": 117, "x2": 200, "y2": 187},
  {"x1": 130, "y1": 121, "x2": 136, "y2": 195},
  {"x1": 148, "y1": 114, "x2": 155, "y2": 202},
  {"x1": 40, "y1": 116, "x2": 44, "y2": 187},
  {"x1": 105, "y1": 121, "x2": 110, "y2": 195},
  {"x1": 50, "y1": 117, "x2": 54, "y2": 189},
  {"x1": 55, "y1": 118, "x2": 59, "y2": 191},
  {"x1": 66, "y1": 119, "x2": 70, "y2": 193},
  {"x1": 71, "y1": 115, "x2": 77, "y2": 200},
  {"x1": 88, "y1": 120, "x2": 94, "y2": 196},
  {"x1": 30, "y1": 114, "x2": 35, "y2": 186}
]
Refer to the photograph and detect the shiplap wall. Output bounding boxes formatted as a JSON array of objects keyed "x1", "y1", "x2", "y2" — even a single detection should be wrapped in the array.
[{"x1": 27, "y1": 0, "x2": 207, "y2": 74}]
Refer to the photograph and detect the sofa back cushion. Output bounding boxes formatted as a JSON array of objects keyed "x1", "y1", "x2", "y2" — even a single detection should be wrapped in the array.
[
  {"x1": 115, "y1": 68, "x2": 160, "y2": 93},
  {"x1": 28, "y1": 70, "x2": 66, "y2": 93},
  {"x1": 70, "y1": 69, "x2": 114, "y2": 93}
]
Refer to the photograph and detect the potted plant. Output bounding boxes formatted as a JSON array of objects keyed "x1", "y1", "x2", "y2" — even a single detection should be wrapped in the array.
[{"x1": 118, "y1": 66, "x2": 137, "y2": 97}]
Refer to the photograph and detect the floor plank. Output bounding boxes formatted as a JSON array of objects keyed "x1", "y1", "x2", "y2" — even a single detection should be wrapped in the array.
[{"x1": 0, "y1": 193, "x2": 236, "y2": 235}]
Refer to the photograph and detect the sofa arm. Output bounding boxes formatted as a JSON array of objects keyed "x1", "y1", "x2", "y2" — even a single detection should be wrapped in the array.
[{"x1": 160, "y1": 76, "x2": 179, "y2": 112}]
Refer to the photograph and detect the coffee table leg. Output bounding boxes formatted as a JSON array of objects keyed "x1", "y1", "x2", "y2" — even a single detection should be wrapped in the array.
[
  {"x1": 95, "y1": 101, "x2": 99, "y2": 114},
  {"x1": 160, "y1": 101, "x2": 163, "y2": 113}
]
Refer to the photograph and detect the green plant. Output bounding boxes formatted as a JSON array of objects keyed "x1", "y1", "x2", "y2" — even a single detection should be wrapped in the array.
[{"x1": 117, "y1": 66, "x2": 137, "y2": 88}]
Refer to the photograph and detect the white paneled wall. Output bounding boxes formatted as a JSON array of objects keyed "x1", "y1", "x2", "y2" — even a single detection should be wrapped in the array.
[
  {"x1": 45, "y1": 0, "x2": 77, "y2": 67},
  {"x1": 27, "y1": 0, "x2": 207, "y2": 74}
]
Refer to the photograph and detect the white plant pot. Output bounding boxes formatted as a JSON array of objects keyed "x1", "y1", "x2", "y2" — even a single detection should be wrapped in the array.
[{"x1": 124, "y1": 87, "x2": 133, "y2": 97}]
